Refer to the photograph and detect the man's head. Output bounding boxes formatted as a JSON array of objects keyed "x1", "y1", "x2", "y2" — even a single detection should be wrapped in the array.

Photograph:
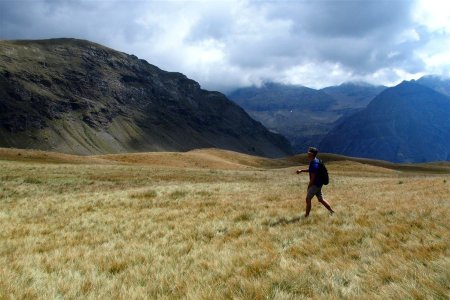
[{"x1": 307, "y1": 147, "x2": 318, "y2": 160}]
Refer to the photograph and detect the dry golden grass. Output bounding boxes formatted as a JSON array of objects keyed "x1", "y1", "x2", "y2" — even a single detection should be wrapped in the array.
[
  {"x1": 0, "y1": 147, "x2": 449, "y2": 299},
  {"x1": 97, "y1": 148, "x2": 290, "y2": 170}
]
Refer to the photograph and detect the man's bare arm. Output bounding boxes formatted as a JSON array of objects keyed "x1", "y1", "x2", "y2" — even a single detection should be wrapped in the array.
[{"x1": 296, "y1": 168, "x2": 308, "y2": 174}]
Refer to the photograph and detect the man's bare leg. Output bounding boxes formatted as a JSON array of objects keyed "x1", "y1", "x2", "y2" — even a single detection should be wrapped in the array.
[
  {"x1": 318, "y1": 198, "x2": 334, "y2": 214},
  {"x1": 305, "y1": 198, "x2": 312, "y2": 217}
]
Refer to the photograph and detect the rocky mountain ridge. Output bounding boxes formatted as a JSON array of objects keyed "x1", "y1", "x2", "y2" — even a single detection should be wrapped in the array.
[{"x1": 0, "y1": 38, "x2": 293, "y2": 157}]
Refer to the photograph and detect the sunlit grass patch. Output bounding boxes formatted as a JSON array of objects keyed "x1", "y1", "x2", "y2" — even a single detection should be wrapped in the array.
[
  {"x1": 169, "y1": 190, "x2": 189, "y2": 200},
  {"x1": 129, "y1": 189, "x2": 158, "y2": 199}
]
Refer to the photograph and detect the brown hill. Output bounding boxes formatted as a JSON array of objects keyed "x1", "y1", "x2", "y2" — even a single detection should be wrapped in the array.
[{"x1": 1, "y1": 147, "x2": 449, "y2": 174}]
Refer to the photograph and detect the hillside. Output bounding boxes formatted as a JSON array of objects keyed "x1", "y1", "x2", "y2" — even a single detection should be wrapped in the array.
[
  {"x1": 320, "y1": 80, "x2": 450, "y2": 163},
  {"x1": 2, "y1": 147, "x2": 449, "y2": 174},
  {"x1": 0, "y1": 39, "x2": 292, "y2": 158}
]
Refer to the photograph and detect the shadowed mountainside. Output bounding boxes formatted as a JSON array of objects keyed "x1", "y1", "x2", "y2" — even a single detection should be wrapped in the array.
[
  {"x1": 0, "y1": 39, "x2": 293, "y2": 158},
  {"x1": 320, "y1": 80, "x2": 450, "y2": 163}
]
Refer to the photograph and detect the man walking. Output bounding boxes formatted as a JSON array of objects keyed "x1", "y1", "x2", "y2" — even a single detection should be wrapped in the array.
[{"x1": 297, "y1": 147, "x2": 334, "y2": 217}]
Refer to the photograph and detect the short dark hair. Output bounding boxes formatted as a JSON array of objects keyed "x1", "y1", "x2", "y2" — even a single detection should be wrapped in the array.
[{"x1": 308, "y1": 147, "x2": 318, "y2": 156}]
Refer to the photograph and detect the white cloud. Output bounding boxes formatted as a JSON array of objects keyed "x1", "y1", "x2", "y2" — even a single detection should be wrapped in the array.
[
  {"x1": 1, "y1": 0, "x2": 450, "y2": 91},
  {"x1": 414, "y1": 0, "x2": 450, "y2": 33},
  {"x1": 279, "y1": 62, "x2": 353, "y2": 88},
  {"x1": 412, "y1": 0, "x2": 450, "y2": 78}
]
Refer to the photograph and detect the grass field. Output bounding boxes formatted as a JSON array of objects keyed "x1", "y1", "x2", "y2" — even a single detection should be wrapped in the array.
[{"x1": 0, "y1": 148, "x2": 449, "y2": 299}]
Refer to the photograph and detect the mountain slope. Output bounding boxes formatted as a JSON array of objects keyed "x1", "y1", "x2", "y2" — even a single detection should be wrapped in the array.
[
  {"x1": 227, "y1": 83, "x2": 339, "y2": 151},
  {"x1": 227, "y1": 82, "x2": 386, "y2": 152},
  {"x1": 228, "y1": 82, "x2": 337, "y2": 111},
  {"x1": 0, "y1": 39, "x2": 293, "y2": 157},
  {"x1": 320, "y1": 82, "x2": 386, "y2": 110},
  {"x1": 320, "y1": 81, "x2": 450, "y2": 162}
]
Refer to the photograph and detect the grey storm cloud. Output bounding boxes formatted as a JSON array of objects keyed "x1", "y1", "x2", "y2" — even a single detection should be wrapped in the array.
[
  {"x1": 0, "y1": 0, "x2": 149, "y2": 44},
  {"x1": 282, "y1": 0, "x2": 414, "y2": 38},
  {"x1": 0, "y1": 0, "x2": 449, "y2": 90},
  {"x1": 187, "y1": 9, "x2": 234, "y2": 42},
  {"x1": 222, "y1": 0, "x2": 422, "y2": 72}
]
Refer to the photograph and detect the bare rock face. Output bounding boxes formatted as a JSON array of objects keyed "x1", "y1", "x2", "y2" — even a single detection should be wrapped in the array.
[{"x1": 0, "y1": 38, "x2": 293, "y2": 157}]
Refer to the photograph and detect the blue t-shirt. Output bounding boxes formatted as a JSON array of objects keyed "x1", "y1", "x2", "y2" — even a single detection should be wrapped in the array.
[{"x1": 309, "y1": 158, "x2": 323, "y2": 187}]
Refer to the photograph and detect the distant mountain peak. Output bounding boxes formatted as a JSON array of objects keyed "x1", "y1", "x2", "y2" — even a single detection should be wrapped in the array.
[
  {"x1": 338, "y1": 81, "x2": 379, "y2": 87},
  {"x1": 251, "y1": 81, "x2": 306, "y2": 90},
  {"x1": 397, "y1": 80, "x2": 418, "y2": 87}
]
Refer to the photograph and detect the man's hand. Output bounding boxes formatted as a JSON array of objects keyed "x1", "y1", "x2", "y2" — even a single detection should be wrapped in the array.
[{"x1": 296, "y1": 170, "x2": 302, "y2": 174}]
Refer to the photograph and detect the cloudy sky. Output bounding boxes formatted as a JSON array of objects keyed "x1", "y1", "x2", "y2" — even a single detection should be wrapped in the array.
[{"x1": 1, "y1": 0, "x2": 449, "y2": 92}]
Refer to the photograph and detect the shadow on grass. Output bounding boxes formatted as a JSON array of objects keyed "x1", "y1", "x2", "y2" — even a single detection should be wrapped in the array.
[{"x1": 269, "y1": 216, "x2": 302, "y2": 227}]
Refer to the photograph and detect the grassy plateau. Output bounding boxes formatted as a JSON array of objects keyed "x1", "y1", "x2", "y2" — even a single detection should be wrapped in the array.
[{"x1": 0, "y1": 148, "x2": 449, "y2": 299}]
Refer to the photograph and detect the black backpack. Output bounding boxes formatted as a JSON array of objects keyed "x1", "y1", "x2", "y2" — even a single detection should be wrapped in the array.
[{"x1": 317, "y1": 159, "x2": 329, "y2": 185}]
